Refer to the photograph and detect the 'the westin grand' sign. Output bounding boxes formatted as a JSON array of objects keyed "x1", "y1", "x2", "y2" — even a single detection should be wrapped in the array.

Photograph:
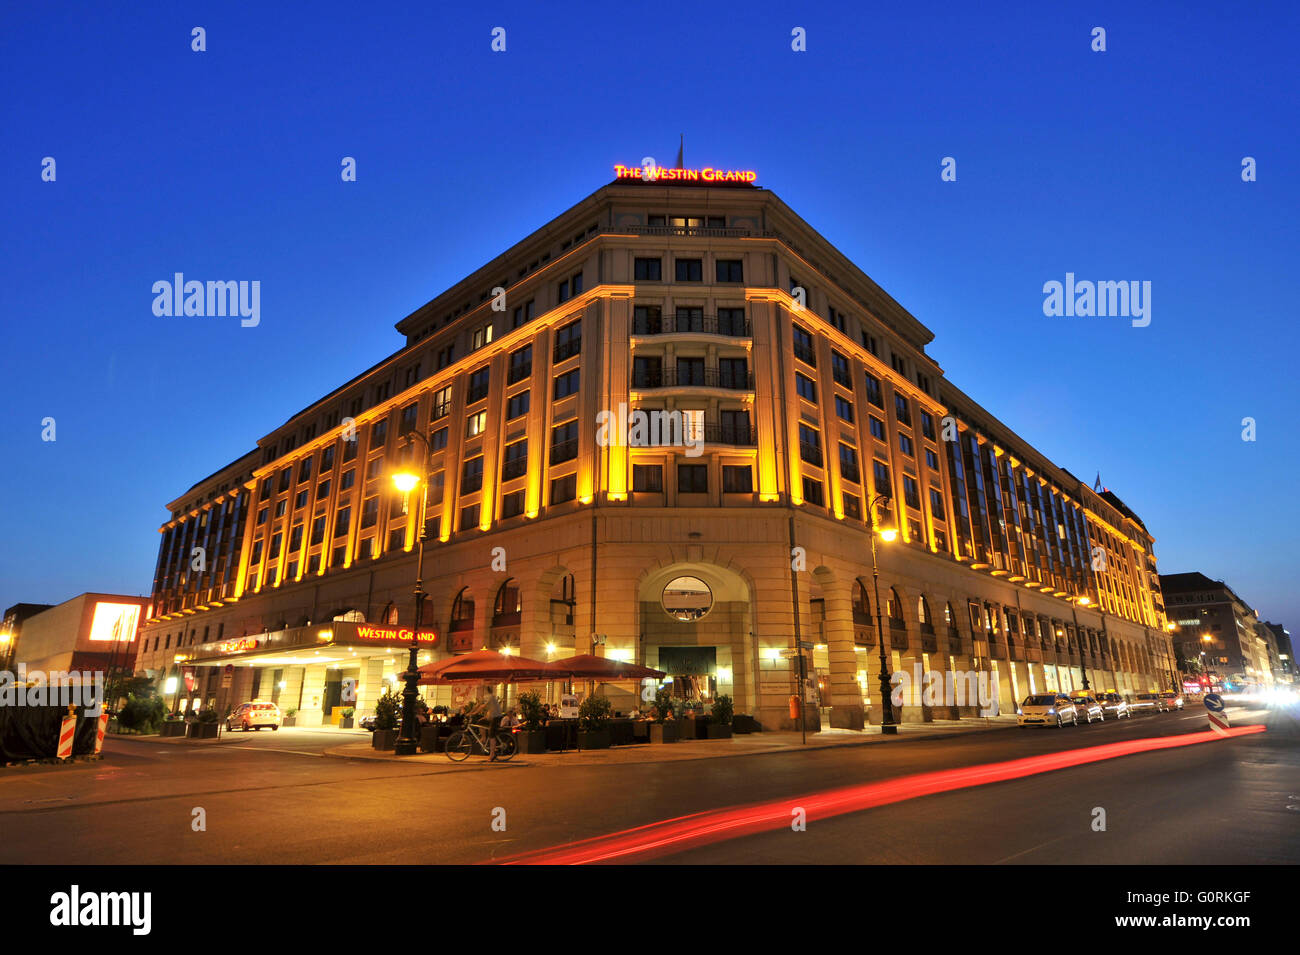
[{"x1": 615, "y1": 163, "x2": 756, "y2": 184}]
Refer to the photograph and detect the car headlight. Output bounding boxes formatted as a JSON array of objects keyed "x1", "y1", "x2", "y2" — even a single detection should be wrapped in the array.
[
  {"x1": 1047, "y1": 708, "x2": 1055, "y2": 714},
  {"x1": 1016, "y1": 708, "x2": 1023, "y2": 715}
]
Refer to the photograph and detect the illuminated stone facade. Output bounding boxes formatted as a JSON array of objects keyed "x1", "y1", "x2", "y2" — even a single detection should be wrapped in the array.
[{"x1": 137, "y1": 175, "x2": 1176, "y2": 729}]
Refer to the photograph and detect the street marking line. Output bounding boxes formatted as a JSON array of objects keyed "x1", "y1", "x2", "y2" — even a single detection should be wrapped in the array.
[{"x1": 494, "y1": 725, "x2": 1266, "y2": 865}]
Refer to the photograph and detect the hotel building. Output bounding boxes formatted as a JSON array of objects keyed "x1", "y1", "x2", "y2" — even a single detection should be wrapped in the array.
[
  {"x1": 1160, "y1": 571, "x2": 1279, "y2": 690},
  {"x1": 135, "y1": 168, "x2": 1176, "y2": 729}
]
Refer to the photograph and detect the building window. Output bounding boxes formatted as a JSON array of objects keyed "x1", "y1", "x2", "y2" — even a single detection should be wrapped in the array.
[
  {"x1": 865, "y1": 373, "x2": 884, "y2": 408},
  {"x1": 430, "y1": 427, "x2": 448, "y2": 451},
  {"x1": 550, "y1": 473, "x2": 577, "y2": 504},
  {"x1": 925, "y1": 448, "x2": 939, "y2": 469},
  {"x1": 874, "y1": 459, "x2": 892, "y2": 496},
  {"x1": 678, "y1": 464, "x2": 708, "y2": 493},
  {"x1": 508, "y1": 345, "x2": 532, "y2": 385},
  {"x1": 715, "y1": 259, "x2": 743, "y2": 282},
  {"x1": 361, "y1": 497, "x2": 378, "y2": 529},
  {"x1": 316, "y1": 479, "x2": 331, "y2": 500},
  {"x1": 792, "y1": 325, "x2": 816, "y2": 366},
  {"x1": 370, "y1": 419, "x2": 388, "y2": 449},
  {"x1": 718, "y1": 307, "x2": 747, "y2": 336},
  {"x1": 502, "y1": 439, "x2": 528, "y2": 480},
  {"x1": 506, "y1": 391, "x2": 530, "y2": 420},
  {"x1": 295, "y1": 489, "x2": 308, "y2": 509},
  {"x1": 870, "y1": 416, "x2": 886, "y2": 440},
  {"x1": 795, "y1": 372, "x2": 817, "y2": 402},
  {"x1": 501, "y1": 490, "x2": 525, "y2": 519},
  {"x1": 899, "y1": 433, "x2": 914, "y2": 456},
  {"x1": 550, "y1": 420, "x2": 579, "y2": 465},
  {"x1": 278, "y1": 468, "x2": 292, "y2": 492},
  {"x1": 432, "y1": 386, "x2": 452, "y2": 420},
  {"x1": 256, "y1": 507, "x2": 268, "y2": 526},
  {"x1": 310, "y1": 515, "x2": 326, "y2": 546},
  {"x1": 290, "y1": 523, "x2": 303, "y2": 551},
  {"x1": 274, "y1": 500, "x2": 286, "y2": 518},
  {"x1": 834, "y1": 395, "x2": 854, "y2": 423},
  {"x1": 633, "y1": 464, "x2": 663, "y2": 492},
  {"x1": 894, "y1": 394, "x2": 911, "y2": 426},
  {"x1": 365, "y1": 456, "x2": 384, "y2": 481},
  {"x1": 839, "y1": 443, "x2": 860, "y2": 483},
  {"x1": 436, "y1": 344, "x2": 455, "y2": 369},
  {"x1": 510, "y1": 300, "x2": 534, "y2": 329},
  {"x1": 467, "y1": 367, "x2": 490, "y2": 404},
  {"x1": 798, "y1": 424, "x2": 822, "y2": 467},
  {"x1": 675, "y1": 258, "x2": 703, "y2": 282},
  {"x1": 843, "y1": 492, "x2": 862, "y2": 519},
  {"x1": 471, "y1": 323, "x2": 494, "y2": 351},
  {"x1": 334, "y1": 507, "x2": 351, "y2": 536},
  {"x1": 633, "y1": 305, "x2": 663, "y2": 335},
  {"x1": 467, "y1": 410, "x2": 487, "y2": 437},
  {"x1": 634, "y1": 258, "x2": 662, "y2": 281},
  {"x1": 461, "y1": 455, "x2": 484, "y2": 493},
  {"x1": 802, "y1": 476, "x2": 825, "y2": 507},
  {"x1": 557, "y1": 271, "x2": 583, "y2": 302},
  {"x1": 554, "y1": 319, "x2": 582, "y2": 362},
  {"x1": 459, "y1": 504, "x2": 480, "y2": 531},
  {"x1": 722, "y1": 465, "x2": 753, "y2": 493},
  {"x1": 920, "y1": 411, "x2": 935, "y2": 440},
  {"x1": 903, "y1": 476, "x2": 921, "y2": 509},
  {"x1": 930, "y1": 487, "x2": 945, "y2": 517},
  {"x1": 553, "y1": 368, "x2": 580, "y2": 399},
  {"x1": 831, "y1": 351, "x2": 851, "y2": 387}
]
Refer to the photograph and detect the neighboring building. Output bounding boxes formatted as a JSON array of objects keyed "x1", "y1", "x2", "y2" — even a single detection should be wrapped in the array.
[
  {"x1": 1160, "y1": 572, "x2": 1275, "y2": 690},
  {"x1": 0, "y1": 603, "x2": 55, "y2": 671},
  {"x1": 13, "y1": 593, "x2": 148, "y2": 677},
  {"x1": 137, "y1": 168, "x2": 1175, "y2": 730},
  {"x1": 1260, "y1": 621, "x2": 1293, "y2": 684}
]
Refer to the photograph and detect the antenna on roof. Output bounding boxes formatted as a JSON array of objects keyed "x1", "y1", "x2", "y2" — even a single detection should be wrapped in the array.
[{"x1": 675, "y1": 134, "x2": 684, "y2": 169}]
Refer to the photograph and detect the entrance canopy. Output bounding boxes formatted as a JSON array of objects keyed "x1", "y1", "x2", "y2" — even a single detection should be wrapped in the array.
[
  {"x1": 185, "y1": 621, "x2": 439, "y2": 669},
  {"x1": 416, "y1": 650, "x2": 552, "y2": 685}
]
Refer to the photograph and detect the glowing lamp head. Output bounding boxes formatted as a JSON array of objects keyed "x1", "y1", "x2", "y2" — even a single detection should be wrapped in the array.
[
  {"x1": 878, "y1": 528, "x2": 898, "y2": 543},
  {"x1": 1078, "y1": 596, "x2": 1091, "y2": 606},
  {"x1": 391, "y1": 471, "x2": 420, "y2": 494}
]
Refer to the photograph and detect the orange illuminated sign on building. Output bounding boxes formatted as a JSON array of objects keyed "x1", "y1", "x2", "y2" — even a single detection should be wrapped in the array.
[
  {"x1": 614, "y1": 164, "x2": 756, "y2": 184},
  {"x1": 88, "y1": 602, "x2": 142, "y2": 643},
  {"x1": 217, "y1": 637, "x2": 259, "y2": 654},
  {"x1": 354, "y1": 626, "x2": 439, "y2": 646}
]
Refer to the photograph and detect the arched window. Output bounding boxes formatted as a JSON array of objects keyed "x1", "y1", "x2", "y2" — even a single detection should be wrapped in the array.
[
  {"x1": 493, "y1": 579, "x2": 522, "y2": 625},
  {"x1": 333, "y1": 609, "x2": 365, "y2": 623},
  {"x1": 852, "y1": 580, "x2": 871, "y2": 623},
  {"x1": 887, "y1": 587, "x2": 904, "y2": 625},
  {"x1": 916, "y1": 595, "x2": 930, "y2": 626},
  {"x1": 551, "y1": 574, "x2": 576, "y2": 626},
  {"x1": 384, "y1": 603, "x2": 399, "y2": 625},
  {"x1": 450, "y1": 588, "x2": 475, "y2": 632},
  {"x1": 944, "y1": 602, "x2": 955, "y2": 629}
]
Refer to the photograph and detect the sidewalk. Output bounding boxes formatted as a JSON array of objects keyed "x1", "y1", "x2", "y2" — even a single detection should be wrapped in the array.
[{"x1": 323, "y1": 715, "x2": 1020, "y2": 766}]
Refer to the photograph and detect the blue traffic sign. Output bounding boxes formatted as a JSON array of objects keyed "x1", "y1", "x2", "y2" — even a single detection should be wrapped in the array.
[{"x1": 1204, "y1": 693, "x2": 1225, "y2": 712}]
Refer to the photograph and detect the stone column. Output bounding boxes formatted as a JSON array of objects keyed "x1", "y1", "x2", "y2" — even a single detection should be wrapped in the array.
[{"x1": 298, "y1": 664, "x2": 328, "y2": 727}]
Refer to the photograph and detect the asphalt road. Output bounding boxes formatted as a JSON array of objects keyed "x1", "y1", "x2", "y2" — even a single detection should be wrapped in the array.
[{"x1": 0, "y1": 703, "x2": 1294, "y2": 865}]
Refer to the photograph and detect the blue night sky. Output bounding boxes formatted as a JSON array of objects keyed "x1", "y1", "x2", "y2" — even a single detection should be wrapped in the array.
[{"x1": 1, "y1": 2, "x2": 1296, "y2": 630}]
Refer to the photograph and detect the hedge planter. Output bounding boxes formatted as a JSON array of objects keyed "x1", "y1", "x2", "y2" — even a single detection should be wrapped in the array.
[
  {"x1": 576, "y1": 729, "x2": 611, "y2": 750},
  {"x1": 372, "y1": 729, "x2": 397, "y2": 751},
  {"x1": 419, "y1": 725, "x2": 444, "y2": 753},
  {"x1": 732, "y1": 714, "x2": 761, "y2": 734},
  {"x1": 706, "y1": 723, "x2": 733, "y2": 740},
  {"x1": 650, "y1": 722, "x2": 679, "y2": 744},
  {"x1": 187, "y1": 722, "x2": 220, "y2": 740},
  {"x1": 514, "y1": 729, "x2": 548, "y2": 754},
  {"x1": 281, "y1": 716, "x2": 297, "y2": 727},
  {"x1": 339, "y1": 717, "x2": 355, "y2": 729},
  {"x1": 160, "y1": 722, "x2": 187, "y2": 738},
  {"x1": 678, "y1": 718, "x2": 701, "y2": 740}
]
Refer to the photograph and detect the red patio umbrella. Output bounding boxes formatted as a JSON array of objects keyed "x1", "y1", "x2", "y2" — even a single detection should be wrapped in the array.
[
  {"x1": 545, "y1": 654, "x2": 665, "y2": 680},
  {"x1": 416, "y1": 650, "x2": 553, "y2": 685}
]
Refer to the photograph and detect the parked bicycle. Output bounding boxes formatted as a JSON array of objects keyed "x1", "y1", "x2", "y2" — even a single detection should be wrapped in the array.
[{"x1": 444, "y1": 721, "x2": 516, "y2": 762}]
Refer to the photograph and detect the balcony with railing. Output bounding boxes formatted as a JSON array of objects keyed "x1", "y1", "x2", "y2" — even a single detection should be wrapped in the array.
[
  {"x1": 632, "y1": 311, "x2": 751, "y2": 338},
  {"x1": 631, "y1": 367, "x2": 755, "y2": 391}
]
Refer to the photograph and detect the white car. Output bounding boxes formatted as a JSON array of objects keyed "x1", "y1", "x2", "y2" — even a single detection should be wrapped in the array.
[
  {"x1": 226, "y1": 701, "x2": 282, "y2": 731},
  {"x1": 1070, "y1": 694, "x2": 1105, "y2": 723},
  {"x1": 1017, "y1": 694, "x2": 1079, "y2": 728}
]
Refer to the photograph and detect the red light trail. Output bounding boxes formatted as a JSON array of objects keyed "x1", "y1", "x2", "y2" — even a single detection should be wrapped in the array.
[{"x1": 493, "y1": 725, "x2": 1265, "y2": 865}]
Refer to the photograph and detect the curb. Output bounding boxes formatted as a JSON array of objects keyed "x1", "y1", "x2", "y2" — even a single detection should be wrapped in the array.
[{"x1": 319, "y1": 720, "x2": 1022, "y2": 766}]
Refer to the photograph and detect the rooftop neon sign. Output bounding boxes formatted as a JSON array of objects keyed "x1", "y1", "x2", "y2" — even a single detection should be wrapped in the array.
[{"x1": 614, "y1": 164, "x2": 756, "y2": 184}]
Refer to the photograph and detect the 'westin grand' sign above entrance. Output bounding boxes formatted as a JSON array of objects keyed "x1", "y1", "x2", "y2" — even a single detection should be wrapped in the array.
[{"x1": 614, "y1": 163, "x2": 757, "y2": 185}]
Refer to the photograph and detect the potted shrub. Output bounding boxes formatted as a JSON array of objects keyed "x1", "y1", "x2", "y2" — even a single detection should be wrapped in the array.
[
  {"x1": 161, "y1": 712, "x2": 187, "y2": 737},
  {"x1": 339, "y1": 707, "x2": 355, "y2": 730},
  {"x1": 371, "y1": 689, "x2": 400, "y2": 750},
  {"x1": 281, "y1": 707, "x2": 298, "y2": 728},
  {"x1": 577, "y1": 696, "x2": 612, "y2": 749},
  {"x1": 733, "y1": 713, "x2": 761, "y2": 734},
  {"x1": 707, "y1": 695, "x2": 734, "y2": 739},
  {"x1": 650, "y1": 688, "x2": 679, "y2": 743},
  {"x1": 188, "y1": 707, "x2": 220, "y2": 739},
  {"x1": 515, "y1": 691, "x2": 548, "y2": 754}
]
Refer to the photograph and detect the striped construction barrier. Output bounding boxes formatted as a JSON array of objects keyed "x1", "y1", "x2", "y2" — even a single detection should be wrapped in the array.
[
  {"x1": 94, "y1": 711, "x2": 110, "y2": 755},
  {"x1": 57, "y1": 712, "x2": 78, "y2": 760}
]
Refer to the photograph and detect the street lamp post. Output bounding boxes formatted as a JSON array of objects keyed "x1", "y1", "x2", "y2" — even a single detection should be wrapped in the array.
[
  {"x1": 391, "y1": 432, "x2": 434, "y2": 757},
  {"x1": 867, "y1": 494, "x2": 898, "y2": 735},
  {"x1": 1070, "y1": 596, "x2": 1092, "y2": 691}
]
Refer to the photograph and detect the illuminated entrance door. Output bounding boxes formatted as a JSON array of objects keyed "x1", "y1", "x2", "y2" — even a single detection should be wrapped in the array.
[
  {"x1": 658, "y1": 646, "x2": 717, "y2": 701},
  {"x1": 322, "y1": 677, "x2": 343, "y2": 720}
]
